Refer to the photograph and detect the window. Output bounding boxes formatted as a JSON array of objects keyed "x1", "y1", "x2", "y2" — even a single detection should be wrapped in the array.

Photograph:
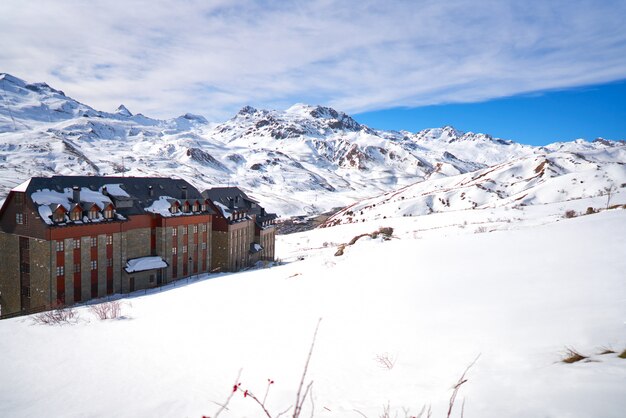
[
  {"x1": 172, "y1": 228, "x2": 177, "y2": 237},
  {"x1": 106, "y1": 235, "x2": 113, "y2": 245},
  {"x1": 73, "y1": 239, "x2": 80, "y2": 250},
  {"x1": 182, "y1": 226, "x2": 187, "y2": 235},
  {"x1": 91, "y1": 236, "x2": 97, "y2": 247},
  {"x1": 90, "y1": 260, "x2": 97, "y2": 270},
  {"x1": 171, "y1": 204, "x2": 179, "y2": 214},
  {"x1": 172, "y1": 247, "x2": 177, "y2": 255},
  {"x1": 70, "y1": 210, "x2": 81, "y2": 221},
  {"x1": 182, "y1": 203, "x2": 190, "y2": 213},
  {"x1": 201, "y1": 204, "x2": 207, "y2": 212},
  {"x1": 56, "y1": 240, "x2": 64, "y2": 252},
  {"x1": 193, "y1": 225, "x2": 198, "y2": 234},
  {"x1": 15, "y1": 213, "x2": 24, "y2": 224},
  {"x1": 88, "y1": 209, "x2": 98, "y2": 219},
  {"x1": 21, "y1": 286, "x2": 31, "y2": 298},
  {"x1": 182, "y1": 245, "x2": 188, "y2": 253},
  {"x1": 104, "y1": 209, "x2": 113, "y2": 219},
  {"x1": 53, "y1": 211, "x2": 65, "y2": 223},
  {"x1": 201, "y1": 242, "x2": 207, "y2": 250},
  {"x1": 201, "y1": 224, "x2": 207, "y2": 232},
  {"x1": 192, "y1": 203, "x2": 199, "y2": 212},
  {"x1": 56, "y1": 266, "x2": 64, "y2": 276},
  {"x1": 106, "y1": 258, "x2": 113, "y2": 267},
  {"x1": 74, "y1": 263, "x2": 81, "y2": 273}
]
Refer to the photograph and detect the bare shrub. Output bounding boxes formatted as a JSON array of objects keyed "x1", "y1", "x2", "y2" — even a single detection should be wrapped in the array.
[
  {"x1": 208, "y1": 319, "x2": 321, "y2": 418},
  {"x1": 374, "y1": 352, "x2": 397, "y2": 370},
  {"x1": 585, "y1": 207, "x2": 596, "y2": 215},
  {"x1": 447, "y1": 354, "x2": 480, "y2": 418},
  {"x1": 598, "y1": 346, "x2": 616, "y2": 355},
  {"x1": 604, "y1": 184, "x2": 617, "y2": 209},
  {"x1": 32, "y1": 305, "x2": 78, "y2": 325},
  {"x1": 618, "y1": 349, "x2": 626, "y2": 359},
  {"x1": 564, "y1": 210, "x2": 577, "y2": 219},
  {"x1": 376, "y1": 227, "x2": 394, "y2": 238},
  {"x1": 474, "y1": 226, "x2": 488, "y2": 234},
  {"x1": 334, "y1": 244, "x2": 346, "y2": 257},
  {"x1": 561, "y1": 347, "x2": 587, "y2": 363},
  {"x1": 89, "y1": 300, "x2": 124, "y2": 320}
]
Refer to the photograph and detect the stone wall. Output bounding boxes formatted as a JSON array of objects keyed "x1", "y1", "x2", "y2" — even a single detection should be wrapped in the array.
[{"x1": 0, "y1": 232, "x2": 20, "y2": 316}]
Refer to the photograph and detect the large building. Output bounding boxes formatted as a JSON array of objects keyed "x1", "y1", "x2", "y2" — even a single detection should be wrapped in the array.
[
  {"x1": 202, "y1": 187, "x2": 277, "y2": 272},
  {"x1": 0, "y1": 176, "x2": 215, "y2": 318}
]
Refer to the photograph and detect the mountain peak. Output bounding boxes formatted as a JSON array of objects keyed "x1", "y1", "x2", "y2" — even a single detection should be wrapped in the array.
[
  {"x1": 238, "y1": 105, "x2": 257, "y2": 115},
  {"x1": 115, "y1": 104, "x2": 133, "y2": 117},
  {"x1": 0, "y1": 73, "x2": 26, "y2": 87}
]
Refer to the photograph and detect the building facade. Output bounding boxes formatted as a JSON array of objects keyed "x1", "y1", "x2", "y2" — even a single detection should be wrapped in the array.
[
  {"x1": 0, "y1": 176, "x2": 214, "y2": 318},
  {"x1": 202, "y1": 187, "x2": 277, "y2": 272}
]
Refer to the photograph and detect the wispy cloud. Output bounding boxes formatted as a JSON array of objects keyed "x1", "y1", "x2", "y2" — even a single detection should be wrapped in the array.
[{"x1": 2, "y1": 0, "x2": 626, "y2": 120}]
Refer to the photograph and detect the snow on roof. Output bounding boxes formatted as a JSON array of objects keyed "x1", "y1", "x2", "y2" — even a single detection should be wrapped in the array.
[
  {"x1": 12, "y1": 179, "x2": 31, "y2": 192},
  {"x1": 144, "y1": 196, "x2": 179, "y2": 217},
  {"x1": 101, "y1": 183, "x2": 130, "y2": 197},
  {"x1": 124, "y1": 256, "x2": 168, "y2": 273},
  {"x1": 38, "y1": 205, "x2": 53, "y2": 224},
  {"x1": 31, "y1": 187, "x2": 112, "y2": 211},
  {"x1": 213, "y1": 201, "x2": 232, "y2": 218}
]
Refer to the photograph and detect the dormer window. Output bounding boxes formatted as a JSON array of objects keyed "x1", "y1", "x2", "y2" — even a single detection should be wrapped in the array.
[
  {"x1": 102, "y1": 204, "x2": 115, "y2": 219},
  {"x1": 201, "y1": 203, "x2": 207, "y2": 212},
  {"x1": 70, "y1": 207, "x2": 81, "y2": 221},
  {"x1": 52, "y1": 208, "x2": 66, "y2": 223},
  {"x1": 88, "y1": 208, "x2": 99, "y2": 219},
  {"x1": 182, "y1": 202, "x2": 190, "y2": 213},
  {"x1": 192, "y1": 202, "x2": 199, "y2": 212},
  {"x1": 170, "y1": 202, "x2": 180, "y2": 214}
]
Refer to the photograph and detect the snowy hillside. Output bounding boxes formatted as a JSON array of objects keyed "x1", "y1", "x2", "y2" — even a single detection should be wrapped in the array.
[
  {"x1": 5, "y1": 73, "x2": 623, "y2": 217},
  {"x1": 324, "y1": 148, "x2": 626, "y2": 226},
  {"x1": 0, "y1": 204, "x2": 625, "y2": 418}
]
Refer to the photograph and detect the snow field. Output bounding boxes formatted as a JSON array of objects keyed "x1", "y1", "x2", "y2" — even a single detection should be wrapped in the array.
[{"x1": 0, "y1": 208, "x2": 625, "y2": 417}]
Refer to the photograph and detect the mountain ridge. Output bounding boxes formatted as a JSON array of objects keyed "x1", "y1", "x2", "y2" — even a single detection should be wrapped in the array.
[{"x1": 1, "y1": 73, "x2": 624, "y2": 217}]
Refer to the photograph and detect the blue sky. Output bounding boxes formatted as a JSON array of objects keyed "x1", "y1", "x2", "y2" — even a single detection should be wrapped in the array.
[
  {"x1": 354, "y1": 80, "x2": 626, "y2": 145},
  {"x1": 2, "y1": 0, "x2": 626, "y2": 145}
]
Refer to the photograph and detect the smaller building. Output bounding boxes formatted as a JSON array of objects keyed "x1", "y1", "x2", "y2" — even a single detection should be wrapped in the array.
[{"x1": 202, "y1": 187, "x2": 277, "y2": 272}]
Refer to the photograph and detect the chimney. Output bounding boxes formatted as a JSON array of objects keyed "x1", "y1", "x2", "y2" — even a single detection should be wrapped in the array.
[
  {"x1": 181, "y1": 186, "x2": 187, "y2": 199},
  {"x1": 148, "y1": 185, "x2": 153, "y2": 197},
  {"x1": 72, "y1": 186, "x2": 80, "y2": 203}
]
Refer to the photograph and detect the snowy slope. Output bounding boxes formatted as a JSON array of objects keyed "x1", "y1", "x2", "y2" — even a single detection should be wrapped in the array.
[
  {"x1": 324, "y1": 148, "x2": 626, "y2": 226},
  {"x1": 0, "y1": 207, "x2": 625, "y2": 418}
]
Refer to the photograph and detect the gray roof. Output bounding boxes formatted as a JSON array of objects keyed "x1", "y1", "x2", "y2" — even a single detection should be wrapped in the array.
[
  {"x1": 22, "y1": 175, "x2": 214, "y2": 220},
  {"x1": 202, "y1": 187, "x2": 276, "y2": 225}
]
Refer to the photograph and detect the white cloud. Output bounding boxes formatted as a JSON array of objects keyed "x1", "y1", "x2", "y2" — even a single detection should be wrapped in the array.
[{"x1": 2, "y1": 0, "x2": 626, "y2": 120}]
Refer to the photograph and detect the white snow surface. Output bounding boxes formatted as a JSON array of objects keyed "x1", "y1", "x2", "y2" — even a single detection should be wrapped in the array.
[
  {"x1": 1, "y1": 206, "x2": 625, "y2": 418},
  {"x1": 124, "y1": 256, "x2": 168, "y2": 273}
]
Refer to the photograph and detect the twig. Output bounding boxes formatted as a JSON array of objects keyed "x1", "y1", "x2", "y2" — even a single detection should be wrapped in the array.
[
  {"x1": 292, "y1": 318, "x2": 322, "y2": 418},
  {"x1": 447, "y1": 354, "x2": 480, "y2": 418},
  {"x1": 213, "y1": 369, "x2": 242, "y2": 418}
]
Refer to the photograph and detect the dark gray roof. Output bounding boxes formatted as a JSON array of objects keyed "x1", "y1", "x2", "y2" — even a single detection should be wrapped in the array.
[
  {"x1": 23, "y1": 175, "x2": 214, "y2": 219},
  {"x1": 202, "y1": 186, "x2": 276, "y2": 225}
]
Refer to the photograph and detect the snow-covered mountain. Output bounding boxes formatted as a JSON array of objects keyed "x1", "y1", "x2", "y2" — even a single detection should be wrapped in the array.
[
  {"x1": 323, "y1": 148, "x2": 626, "y2": 226},
  {"x1": 1, "y1": 73, "x2": 624, "y2": 217}
]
